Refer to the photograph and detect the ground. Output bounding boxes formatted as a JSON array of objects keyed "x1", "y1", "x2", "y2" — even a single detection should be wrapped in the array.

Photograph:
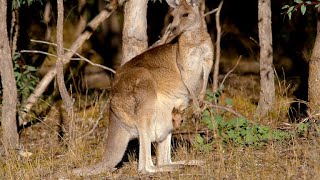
[{"x1": 1, "y1": 75, "x2": 320, "y2": 179}]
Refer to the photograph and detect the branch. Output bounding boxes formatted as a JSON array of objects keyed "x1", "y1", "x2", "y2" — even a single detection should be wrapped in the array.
[
  {"x1": 204, "y1": 103, "x2": 245, "y2": 119},
  {"x1": 149, "y1": 23, "x2": 174, "y2": 49},
  {"x1": 27, "y1": 39, "x2": 116, "y2": 73},
  {"x1": 203, "y1": 8, "x2": 218, "y2": 17},
  {"x1": 19, "y1": 1, "x2": 118, "y2": 124},
  {"x1": 172, "y1": 129, "x2": 209, "y2": 135},
  {"x1": 220, "y1": 55, "x2": 242, "y2": 87},
  {"x1": 76, "y1": 98, "x2": 109, "y2": 140},
  {"x1": 212, "y1": 1, "x2": 224, "y2": 92},
  {"x1": 20, "y1": 50, "x2": 58, "y2": 58}
]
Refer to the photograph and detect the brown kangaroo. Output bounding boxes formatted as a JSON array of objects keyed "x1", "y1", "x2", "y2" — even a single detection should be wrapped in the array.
[{"x1": 72, "y1": 0, "x2": 213, "y2": 175}]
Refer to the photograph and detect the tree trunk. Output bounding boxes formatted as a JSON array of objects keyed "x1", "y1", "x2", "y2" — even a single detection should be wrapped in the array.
[
  {"x1": 121, "y1": 0, "x2": 148, "y2": 65},
  {"x1": 308, "y1": 7, "x2": 320, "y2": 118},
  {"x1": 212, "y1": 1, "x2": 223, "y2": 92},
  {"x1": 255, "y1": 0, "x2": 275, "y2": 118},
  {"x1": 0, "y1": 0, "x2": 20, "y2": 153},
  {"x1": 56, "y1": 0, "x2": 73, "y2": 117}
]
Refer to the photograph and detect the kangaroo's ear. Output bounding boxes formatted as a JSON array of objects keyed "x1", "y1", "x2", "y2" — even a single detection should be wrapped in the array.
[
  {"x1": 186, "y1": 0, "x2": 199, "y2": 7},
  {"x1": 166, "y1": 0, "x2": 180, "y2": 8}
]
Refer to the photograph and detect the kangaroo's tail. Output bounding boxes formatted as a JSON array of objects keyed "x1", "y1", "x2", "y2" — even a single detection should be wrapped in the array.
[{"x1": 72, "y1": 111, "x2": 131, "y2": 176}]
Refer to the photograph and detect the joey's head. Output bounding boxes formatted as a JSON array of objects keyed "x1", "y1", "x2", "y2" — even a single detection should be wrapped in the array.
[{"x1": 166, "y1": 0, "x2": 201, "y2": 36}]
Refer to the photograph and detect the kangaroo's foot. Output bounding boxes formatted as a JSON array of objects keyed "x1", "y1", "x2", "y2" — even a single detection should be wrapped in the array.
[{"x1": 72, "y1": 163, "x2": 116, "y2": 176}]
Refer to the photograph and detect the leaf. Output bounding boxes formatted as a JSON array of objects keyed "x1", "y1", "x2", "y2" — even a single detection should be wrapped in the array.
[
  {"x1": 306, "y1": 1, "x2": 311, "y2": 4},
  {"x1": 281, "y1": 5, "x2": 290, "y2": 9},
  {"x1": 315, "y1": 4, "x2": 320, "y2": 8},
  {"x1": 195, "y1": 134, "x2": 204, "y2": 144},
  {"x1": 202, "y1": 109, "x2": 210, "y2": 117},
  {"x1": 287, "y1": 6, "x2": 295, "y2": 13},
  {"x1": 227, "y1": 130, "x2": 237, "y2": 139},
  {"x1": 288, "y1": 11, "x2": 293, "y2": 20},
  {"x1": 214, "y1": 114, "x2": 223, "y2": 125},
  {"x1": 13, "y1": 52, "x2": 21, "y2": 60},
  {"x1": 301, "y1": 4, "x2": 307, "y2": 15},
  {"x1": 27, "y1": 66, "x2": 37, "y2": 71},
  {"x1": 225, "y1": 98, "x2": 233, "y2": 106},
  {"x1": 294, "y1": 0, "x2": 303, "y2": 3},
  {"x1": 206, "y1": 89, "x2": 214, "y2": 97}
]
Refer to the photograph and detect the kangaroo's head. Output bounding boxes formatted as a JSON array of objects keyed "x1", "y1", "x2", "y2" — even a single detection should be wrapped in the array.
[{"x1": 166, "y1": 0, "x2": 201, "y2": 36}]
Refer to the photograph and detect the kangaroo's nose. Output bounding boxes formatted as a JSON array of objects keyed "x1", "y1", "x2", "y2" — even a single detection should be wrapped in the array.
[{"x1": 170, "y1": 26, "x2": 177, "y2": 33}]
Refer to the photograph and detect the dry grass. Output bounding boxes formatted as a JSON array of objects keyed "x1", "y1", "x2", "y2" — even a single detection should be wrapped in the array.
[
  {"x1": 1, "y1": 77, "x2": 319, "y2": 179},
  {"x1": 2, "y1": 132, "x2": 320, "y2": 179}
]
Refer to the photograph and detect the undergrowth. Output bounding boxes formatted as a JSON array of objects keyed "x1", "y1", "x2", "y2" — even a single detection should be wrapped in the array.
[{"x1": 194, "y1": 88, "x2": 316, "y2": 151}]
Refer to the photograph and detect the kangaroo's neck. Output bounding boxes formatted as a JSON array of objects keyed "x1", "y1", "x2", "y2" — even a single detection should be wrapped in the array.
[{"x1": 178, "y1": 24, "x2": 208, "y2": 46}]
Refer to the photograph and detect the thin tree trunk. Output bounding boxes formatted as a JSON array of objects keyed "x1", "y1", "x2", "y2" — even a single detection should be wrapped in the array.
[
  {"x1": 56, "y1": 0, "x2": 76, "y2": 147},
  {"x1": 75, "y1": 0, "x2": 87, "y2": 37},
  {"x1": 20, "y1": 1, "x2": 118, "y2": 124},
  {"x1": 0, "y1": 0, "x2": 19, "y2": 153},
  {"x1": 308, "y1": 7, "x2": 320, "y2": 118},
  {"x1": 121, "y1": 0, "x2": 148, "y2": 65},
  {"x1": 56, "y1": 0, "x2": 73, "y2": 117},
  {"x1": 212, "y1": 1, "x2": 223, "y2": 92},
  {"x1": 43, "y1": 1, "x2": 52, "y2": 41},
  {"x1": 255, "y1": 0, "x2": 275, "y2": 118}
]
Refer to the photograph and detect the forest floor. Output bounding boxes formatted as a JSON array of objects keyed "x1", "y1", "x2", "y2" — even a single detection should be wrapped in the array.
[{"x1": 1, "y1": 74, "x2": 320, "y2": 179}]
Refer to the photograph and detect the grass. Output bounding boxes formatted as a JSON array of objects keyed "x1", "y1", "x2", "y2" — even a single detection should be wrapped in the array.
[{"x1": 1, "y1": 78, "x2": 320, "y2": 179}]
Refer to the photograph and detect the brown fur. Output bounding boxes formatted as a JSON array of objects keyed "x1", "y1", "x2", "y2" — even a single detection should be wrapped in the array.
[{"x1": 72, "y1": 0, "x2": 213, "y2": 176}]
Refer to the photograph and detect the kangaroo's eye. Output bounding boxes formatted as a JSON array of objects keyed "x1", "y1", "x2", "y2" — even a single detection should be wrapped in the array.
[
  {"x1": 169, "y1": 15, "x2": 174, "y2": 22},
  {"x1": 182, "y1": 13, "x2": 189, "y2": 17}
]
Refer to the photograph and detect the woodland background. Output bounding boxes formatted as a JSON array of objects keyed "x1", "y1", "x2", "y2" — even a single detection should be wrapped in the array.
[{"x1": 1, "y1": 0, "x2": 320, "y2": 179}]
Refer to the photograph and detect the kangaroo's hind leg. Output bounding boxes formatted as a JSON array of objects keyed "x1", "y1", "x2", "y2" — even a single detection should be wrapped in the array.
[{"x1": 156, "y1": 126, "x2": 205, "y2": 168}]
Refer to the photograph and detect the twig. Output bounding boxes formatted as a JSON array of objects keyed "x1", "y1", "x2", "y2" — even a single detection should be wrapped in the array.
[
  {"x1": 70, "y1": 57, "x2": 116, "y2": 73},
  {"x1": 220, "y1": 55, "x2": 242, "y2": 87},
  {"x1": 149, "y1": 23, "x2": 173, "y2": 49},
  {"x1": 204, "y1": 102, "x2": 245, "y2": 118},
  {"x1": 29, "y1": 39, "x2": 116, "y2": 73},
  {"x1": 300, "y1": 112, "x2": 320, "y2": 123},
  {"x1": 173, "y1": 129, "x2": 209, "y2": 135},
  {"x1": 204, "y1": 102, "x2": 260, "y2": 125},
  {"x1": 203, "y1": 8, "x2": 218, "y2": 17},
  {"x1": 76, "y1": 98, "x2": 109, "y2": 140},
  {"x1": 212, "y1": 1, "x2": 223, "y2": 92},
  {"x1": 20, "y1": 50, "x2": 58, "y2": 58},
  {"x1": 21, "y1": 47, "x2": 116, "y2": 73}
]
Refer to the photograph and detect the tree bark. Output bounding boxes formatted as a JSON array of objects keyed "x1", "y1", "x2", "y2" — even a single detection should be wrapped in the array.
[
  {"x1": 0, "y1": 0, "x2": 20, "y2": 153},
  {"x1": 212, "y1": 1, "x2": 223, "y2": 92},
  {"x1": 255, "y1": 0, "x2": 275, "y2": 118},
  {"x1": 121, "y1": 0, "x2": 148, "y2": 65},
  {"x1": 308, "y1": 7, "x2": 320, "y2": 118},
  {"x1": 56, "y1": 0, "x2": 73, "y2": 117}
]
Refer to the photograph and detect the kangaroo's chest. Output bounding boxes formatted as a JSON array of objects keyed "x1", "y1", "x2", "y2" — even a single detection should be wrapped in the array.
[{"x1": 178, "y1": 45, "x2": 210, "y2": 86}]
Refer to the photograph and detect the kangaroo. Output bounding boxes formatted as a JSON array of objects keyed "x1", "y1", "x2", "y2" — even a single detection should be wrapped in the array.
[
  {"x1": 172, "y1": 108, "x2": 184, "y2": 130},
  {"x1": 72, "y1": 0, "x2": 213, "y2": 176}
]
